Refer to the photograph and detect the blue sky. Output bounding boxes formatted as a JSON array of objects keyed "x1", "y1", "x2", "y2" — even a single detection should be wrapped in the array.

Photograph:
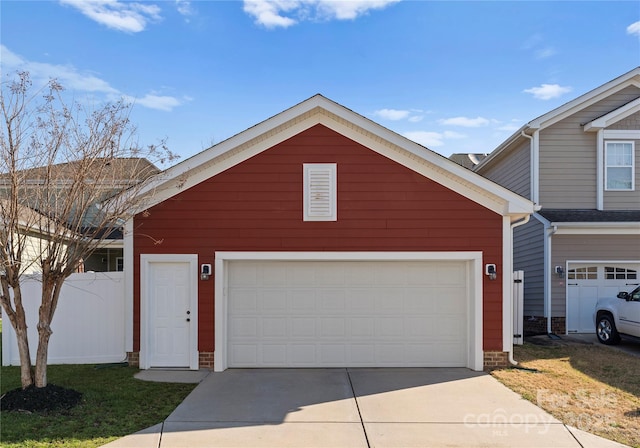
[{"x1": 2, "y1": 1, "x2": 639, "y2": 164}]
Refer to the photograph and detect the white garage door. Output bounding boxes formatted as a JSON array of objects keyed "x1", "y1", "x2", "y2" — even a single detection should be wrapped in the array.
[
  {"x1": 227, "y1": 260, "x2": 469, "y2": 368},
  {"x1": 567, "y1": 263, "x2": 640, "y2": 333}
]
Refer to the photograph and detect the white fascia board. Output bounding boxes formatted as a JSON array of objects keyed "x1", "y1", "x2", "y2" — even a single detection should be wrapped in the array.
[
  {"x1": 584, "y1": 97, "x2": 640, "y2": 131},
  {"x1": 133, "y1": 95, "x2": 534, "y2": 218},
  {"x1": 313, "y1": 114, "x2": 534, "y2": 217},
  {"x1": 477, "y1": 69, "x2": 640, "y2": 171},
  {"x1": 552, "y1": 222, "x2": 640, "y2": 235},
  {"x1": 473, "y1": 125, "x2": 530, "y2": 172},
  {"x1": 97, "y1": 239, "x2": 124, "y2": 248},
  {"x1": 529, "y1": 70, "x2": 640, "y2": 129},
  {"x1": 131, "y1": 96, "x2": 327, "y2": 208}
]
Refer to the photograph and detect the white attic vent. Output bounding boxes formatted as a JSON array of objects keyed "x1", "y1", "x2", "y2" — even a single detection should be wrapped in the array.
[{"x1": 303, "y1": 163, "x2": 337, "y2": 221}]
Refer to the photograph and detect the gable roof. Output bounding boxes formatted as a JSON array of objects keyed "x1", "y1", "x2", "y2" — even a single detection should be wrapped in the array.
[
  {"x1": 134, "y1": 95, "x2": 534, "y2": 219},
  {"x1": 475, "y1": 67, "x2": 640, "y2": 170},
  {"x1": 7, "y1": 157, "x2": 159, "y2": 185}
]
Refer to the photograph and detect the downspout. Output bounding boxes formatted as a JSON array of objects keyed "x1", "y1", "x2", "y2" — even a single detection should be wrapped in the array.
[
  {"x1": 508, "y1": 215, "x2": 531, "y2": 366},
  {"x1": 545, "y1": 224, "x2": 558, "y2": 335}
]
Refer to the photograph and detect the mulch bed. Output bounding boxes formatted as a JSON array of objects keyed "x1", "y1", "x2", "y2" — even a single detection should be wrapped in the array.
[{"x1": 1, "y1": 384, "x2": 82, "y2": 413}]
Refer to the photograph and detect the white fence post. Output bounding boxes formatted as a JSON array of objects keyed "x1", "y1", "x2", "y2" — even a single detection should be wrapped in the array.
[
  {"x1": 513, "y1": 270, "x2": 524, "y2": 345},
  {"x1": 1, "y1": 272, "x2": 126, "y2": 366}
]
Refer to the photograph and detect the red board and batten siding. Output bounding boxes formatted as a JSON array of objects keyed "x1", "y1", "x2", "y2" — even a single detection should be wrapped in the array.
[{"x1": 133, "y1": 124, "x2": 504, "y2": 354}]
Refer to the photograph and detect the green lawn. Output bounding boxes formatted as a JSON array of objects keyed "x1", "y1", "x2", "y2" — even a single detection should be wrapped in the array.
[{"x1": 0, "y1": 320, "x2": 197, "y2": 448}]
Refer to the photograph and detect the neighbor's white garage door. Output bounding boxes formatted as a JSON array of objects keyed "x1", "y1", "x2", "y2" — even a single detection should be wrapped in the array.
[
  {"x1": 227, "y1": 260, "x2": 469, "y2": 368},
  {"x1": 567, "y1": 263, "x2": 640, "y2": 333}
]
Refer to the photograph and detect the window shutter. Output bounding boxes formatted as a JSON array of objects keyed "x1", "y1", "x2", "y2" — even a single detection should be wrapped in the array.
[{"x1": 303, "y1": 164, "x2": 337, "y2": 221}]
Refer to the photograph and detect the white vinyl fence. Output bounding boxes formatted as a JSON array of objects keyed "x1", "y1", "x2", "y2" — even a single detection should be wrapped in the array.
[{"x1": 2, "y1": 272, "x2": 126, "y2": 366}]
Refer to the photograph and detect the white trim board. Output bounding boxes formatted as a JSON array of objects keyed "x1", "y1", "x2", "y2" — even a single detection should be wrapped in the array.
[
  {"x1": 132, "y1": 96, "x2": 533, "y2": 219},
  {"x1": 214, "y1": 251, "x2": 484, "y2": 372}
]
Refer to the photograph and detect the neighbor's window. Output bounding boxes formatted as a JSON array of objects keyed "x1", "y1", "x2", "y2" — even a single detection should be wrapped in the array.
[
  {"x1": 568, "y1": 266, "x2": 598, "y2": 280},
  {"x1": 605, "y1": 267, "x2": 637, "y2": 280},
  {"x1": 605, "y1": 141, "x2": 634, "y2": 191}
]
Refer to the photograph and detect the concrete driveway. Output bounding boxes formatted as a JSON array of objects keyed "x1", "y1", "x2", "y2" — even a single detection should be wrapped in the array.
[{"x1": 103, "y1": 368, "x2": 627, "y2": 448}]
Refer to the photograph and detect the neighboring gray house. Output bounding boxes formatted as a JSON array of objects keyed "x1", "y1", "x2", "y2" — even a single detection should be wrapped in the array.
[
  {"x1": 475, "y1": 67, "x2": 640, "y2": 335},
  {"x1": 2, "y1": 158, "x2": 159, "y2": 273}
]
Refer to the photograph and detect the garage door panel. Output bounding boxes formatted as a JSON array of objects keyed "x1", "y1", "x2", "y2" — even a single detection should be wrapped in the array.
[
  {"x1": 227, "y1": 260, "x2": 469, "y2": 368},
  {"x1": 438, "y1": 264, "x2": 467, "y2": 284},
  {"x1": 319, "y1": 291, "x2": 346, "y2": 311},
  {"x1": 229, "y1": 290, "x2": 258, "y2": 312},
  {"x1": 290, "y1": 290, "x2": 317, "y2": 311},
  {"x1": 262, "y1": 291, "x2": 287, "y2": 312}
]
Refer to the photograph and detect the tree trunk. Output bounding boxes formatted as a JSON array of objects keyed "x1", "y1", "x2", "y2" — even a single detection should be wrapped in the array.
[
  {"x1": 0, "y1": 281, "x2": 35, "y2": 389},
  {"x1": 33, "y1": 278, "x2": 60, "y2": 388},
  {"x1": 15, "y1": 324, "x2": 35, "y2": 389}
]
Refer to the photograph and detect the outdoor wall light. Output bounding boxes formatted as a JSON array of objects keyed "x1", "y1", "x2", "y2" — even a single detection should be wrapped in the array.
[
  {"x1": 485, "y1": 264, "x2": 497, "y2": 280},
  {"x1": 201, "y1": 263, "x2": 212, "y2": 280},
  {"x1": 555, "y1": 266, "x2": 564, "y2": 278}
]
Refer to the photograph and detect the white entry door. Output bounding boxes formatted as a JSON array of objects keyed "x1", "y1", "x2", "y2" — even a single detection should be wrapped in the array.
[
  {"x1": 567, "y1": 263, "x2": 640, "y2": 333},
  {"x1": 141, "y1": 255, "x2": 198, "y2": 369}
]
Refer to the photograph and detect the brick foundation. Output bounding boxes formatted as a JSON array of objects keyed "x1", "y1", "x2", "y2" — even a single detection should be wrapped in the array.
[
  {"x1": 127, "y1": 351, "x2": 139, "y2": 367},
  {"x1": 483, "y1": 351, "x2": 509, "y2": 370},
  {"x1": 199, "y1": 352, "x2": 215, "y2": 369},
  {"x1": 523, "y1": 316, "x2": 566, "y2": 335}
]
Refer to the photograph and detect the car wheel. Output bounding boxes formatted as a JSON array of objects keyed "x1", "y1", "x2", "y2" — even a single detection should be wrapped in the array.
[{"x1": 596, "y1": 314, "x2": 621, "y2": 345}]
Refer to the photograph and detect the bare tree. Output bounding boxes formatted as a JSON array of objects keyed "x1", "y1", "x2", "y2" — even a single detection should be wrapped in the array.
[{"x1": 0, "y1": 72, "x2": 175, "y2": 389}]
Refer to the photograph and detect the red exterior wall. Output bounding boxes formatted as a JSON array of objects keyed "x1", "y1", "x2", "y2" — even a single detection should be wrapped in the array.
[{"x1": 133, "y1": 124, "x2": 504, "y2": 354}]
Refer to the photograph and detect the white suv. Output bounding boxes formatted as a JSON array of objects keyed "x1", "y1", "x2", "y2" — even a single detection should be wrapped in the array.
[{"x1": 594, "y1": 286, "x2": 640, "y2": 345}]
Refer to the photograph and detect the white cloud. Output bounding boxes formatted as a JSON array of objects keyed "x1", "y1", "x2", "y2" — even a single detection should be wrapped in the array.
[
  {"x1": 438, "y1": 116, "x2": 490, "y2": 127},
  {"x1": 627, "y1": 21, "x2": 640, "y2": 37},
  {"x1": 176, "y1": 0, "x2": 194, "y2": 17},
  {"x1": 496, "y1": 123, "x2": 521, "y2": 132},
  {"x1": 1, "y1": 45, "x2": 118, "y2": 94},
  {"x1": 374, "y1": 108, "x2": 410, "y2": 120},
  {"x1": 316, "y1": 0, "x2": 401, "y2": 20},
  {"x1": 125, "y1": 94, "x2": 187, "y2": 112},
  {"x1": 59, "y1": 0, "x2": 162, "y2": 33},
  {"x1": 408, "y1": 115, "x2": 423, "y2": 123},
  {"x1": 1, "y1": 45, "x2": 184, "y2": 112},
  {"x1": 243, "y1": 0, "x2": 400, "y2": 29},
  {"x1": 403, "y1": 130, "x2": 466, "y2": 148},
  {"x1": 535, "y1": 47, "x2": 557, "y2": 59},
  {"x1": 523, "y1": 83, "x2": 572, "y2": 100}
]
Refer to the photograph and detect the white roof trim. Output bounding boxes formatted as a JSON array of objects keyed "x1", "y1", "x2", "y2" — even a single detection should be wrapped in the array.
[
  {"x1": 135, "y1": 95, "x2": 533, "y2": 218},
  {"x1": 550, "y1": 221, "x2": 640, "y2": 235},
  {"x1": 584, "y1": 97, "x2": 640, "y2": 131},
  {"x1": 475, "y1": 67, "x2": 640, "y2": 171},
  {"x1": 528, "y1": 68, "x2": 640, "y2": 129}
]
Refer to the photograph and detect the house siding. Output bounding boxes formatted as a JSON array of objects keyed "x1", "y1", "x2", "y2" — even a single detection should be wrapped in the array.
[
  {"x1": 608, "y1": 110, "x2": 640, "y2": 130},
  {"x1": 539, "y1": 85, "x2": 640, "y2": 208},
  {"x1": 475, "y1": 139, "x2": 531, "y2": 199},
  {"x1": 513, "y1": 218, "x2": 545, "y2": 317},
  {"x1": 133, "y1": 124, "x2": 504, "y2": 356},
  {"x1": 551, "y1": 234, "x2": 640, "y2": 316}
]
